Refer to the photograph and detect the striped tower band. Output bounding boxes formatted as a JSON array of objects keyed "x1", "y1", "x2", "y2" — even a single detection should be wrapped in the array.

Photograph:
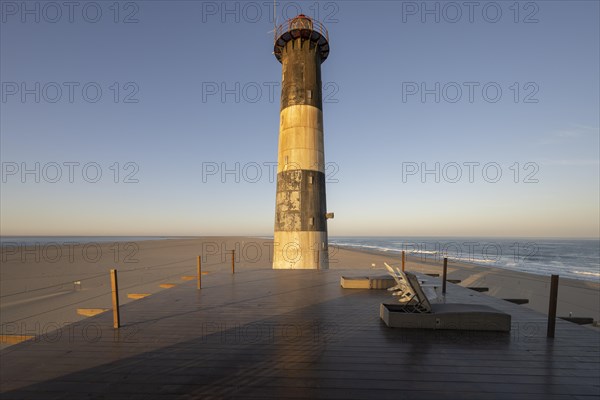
[{"x1": 273, "y1": 33, "x2": 329, "y2": 270}]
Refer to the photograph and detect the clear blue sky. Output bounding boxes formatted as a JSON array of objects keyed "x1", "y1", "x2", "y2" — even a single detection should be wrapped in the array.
[{"x1": 1, "y1": 0, "x2": 598, "y2": 237}]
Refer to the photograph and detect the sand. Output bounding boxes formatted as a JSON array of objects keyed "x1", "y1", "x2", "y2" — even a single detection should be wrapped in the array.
[{"x1": 1, "y1": 237, "x2": 598, "y2": 348}]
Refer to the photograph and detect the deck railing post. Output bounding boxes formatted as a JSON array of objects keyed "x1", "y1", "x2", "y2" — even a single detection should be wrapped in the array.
[
  {"x1": 442, "y1": 258, "x2": 448, "y2": 294},
  {"x1": 110, "y1": 269, "x2": 120, "y2": 329},
  {"x1": 231, "y1": 250, "x2": 235, "y2": 274},
  {"x1": 197, "y1": 256, "x2": 202, "y2": 289},
  {"x1": 401, "y1": 251, "x2": 406, "y2": 272},
  {"x1": 547, "y1": 274, "x2": 559, "y2": 338}
]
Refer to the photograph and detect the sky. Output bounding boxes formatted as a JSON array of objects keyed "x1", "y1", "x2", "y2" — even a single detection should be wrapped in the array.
[{"x1": 1, "y1": 0, "x2": 599, "y2": 238}]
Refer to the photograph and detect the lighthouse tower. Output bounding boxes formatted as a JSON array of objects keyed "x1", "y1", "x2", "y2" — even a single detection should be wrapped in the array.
[{"x1": 272, "y1": 15, "x2": 332, "y2": 269}]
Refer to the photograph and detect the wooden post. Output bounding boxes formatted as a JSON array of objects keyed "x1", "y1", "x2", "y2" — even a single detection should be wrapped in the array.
[
  {"x1": 547, "y1": 274, "x2": 559, "y2": 338},
  {"x1": 401, "y1": 251, "x2": 406, "y2": 272},
  {"x1": 442, "y1": 257, "x2": 448, "y2": 294},
  {"x1": 110, "y1": 269, "x2": 120, "y2": 329},
  {"x1": 197, "y1": 256, "x2": 202, "y2": 289},
  {"x1": 231, "y1": 250, "x2": 235, "y2": 274}
]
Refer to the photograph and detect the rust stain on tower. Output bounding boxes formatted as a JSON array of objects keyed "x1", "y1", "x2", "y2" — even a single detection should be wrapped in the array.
[{"x1": 273, "y1": 15, "x2": 333, "y2": 269}]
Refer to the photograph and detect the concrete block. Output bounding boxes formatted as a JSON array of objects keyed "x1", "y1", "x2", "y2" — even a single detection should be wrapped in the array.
[{"x1": 380, "y1": 303, "x2": 511, "y2": 332}]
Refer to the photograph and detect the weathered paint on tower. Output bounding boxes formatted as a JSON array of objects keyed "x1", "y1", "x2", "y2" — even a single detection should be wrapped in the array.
[{"x1": 273, "y1": 15, "x2": 331, "y2": 269}]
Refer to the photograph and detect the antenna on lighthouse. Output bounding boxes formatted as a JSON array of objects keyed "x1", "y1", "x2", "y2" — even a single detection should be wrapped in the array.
[
  {"x1": 274, "y1": 0, "x2": 277, "y2": 30},
  {"x1": 267, "y1": 0, "x2": 277, "y2": 39}
]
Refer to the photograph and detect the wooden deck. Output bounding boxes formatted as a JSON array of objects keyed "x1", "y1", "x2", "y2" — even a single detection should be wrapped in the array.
[{"x1": 1, "y1": 265, "x2": 599, "y2": 399}]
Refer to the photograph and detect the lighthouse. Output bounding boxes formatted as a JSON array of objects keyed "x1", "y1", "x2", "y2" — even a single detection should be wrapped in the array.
[{"x1": 272, "y1": 15, "x2": 332, "y2": 269}]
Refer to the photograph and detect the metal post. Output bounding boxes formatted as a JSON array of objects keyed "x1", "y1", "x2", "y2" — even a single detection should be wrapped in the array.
[
  {"x1": 231, "y1": 250, "x2": 235, "y2": 274},
  {"x1": 197, "y1": 256, "x2": 202, "y2": 289},
  {"x1": 547, "y1": 274, "x2": 559, "y2": 338},
  {"x1": 401, "y1": 251, "x2": 406, "y2": 272},
  {"x1": 110, "y1": 269, "x2": 120, "y2": 329},
  {"x1": 442, "y1": 257, "x2": 448, "y2": 294}
]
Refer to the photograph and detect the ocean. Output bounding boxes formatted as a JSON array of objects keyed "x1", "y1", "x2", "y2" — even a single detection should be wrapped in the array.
[
  {"x1": 1, "y1": 236, "x2": 598, "y2": 282},
  {"x1": 0, "y1": 236, "x2": 183, "y2": 245},
  {"x1": 329, "y1": 236, "x2": 600, "y2": 282}
]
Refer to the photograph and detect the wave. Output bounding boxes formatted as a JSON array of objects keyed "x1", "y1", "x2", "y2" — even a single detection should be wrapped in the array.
[
  {"x1": 332, "y1": 242, "x2": 440, "y2": 255},
  {"x1": 454, "y1": 257, "x2": 497, "y2": 264},
  {"x1": 573, "y1": 271, "x2": 600, "y2": 278},
  {"x1": 332, "y1": 242, "x2": 403, "y2": 253}
]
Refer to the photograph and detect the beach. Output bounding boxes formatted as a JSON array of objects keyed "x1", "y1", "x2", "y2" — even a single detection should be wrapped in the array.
[{"x1": 1, "y1": 237, "x2": 598, "y2": 348}]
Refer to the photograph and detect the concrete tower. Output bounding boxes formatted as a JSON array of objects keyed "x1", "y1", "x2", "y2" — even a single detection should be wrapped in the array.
[{"x1": 272, "y1": 15, "x2": 332, "y2": 269}]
